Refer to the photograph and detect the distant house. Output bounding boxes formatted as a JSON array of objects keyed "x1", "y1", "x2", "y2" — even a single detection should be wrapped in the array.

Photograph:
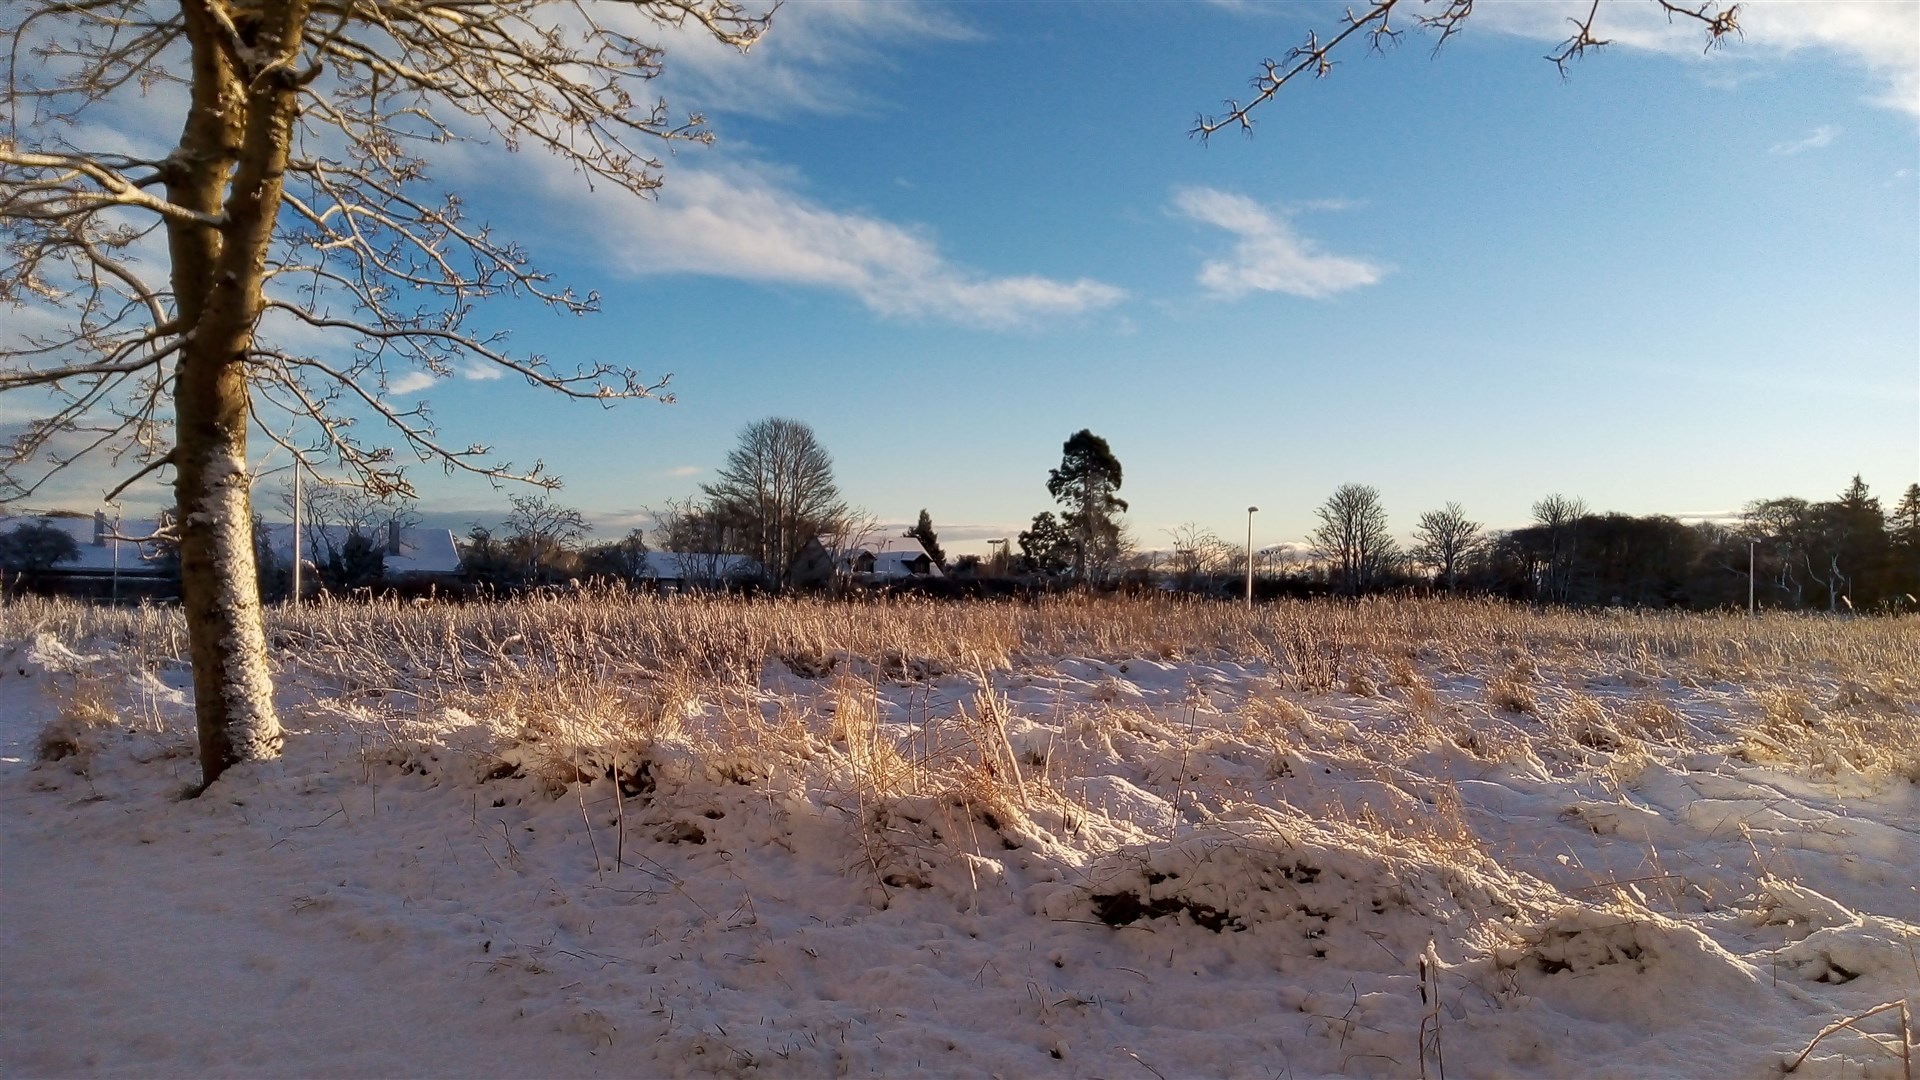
[
  {"x1": 636, "y1": 551, "x2": 764, "y2": 592},
  {"x1": 837, "y1": 535, "x2": 944, "y2": 582},
  {"x1": 0, "y1": 511, "x2": 461, "y2": 596},
  {"x1": 259, "y1": 521, "x2": 462, "y2": 582},
  {"x1": 0, "y1": 512, "x2": 175, "y2": 597}
]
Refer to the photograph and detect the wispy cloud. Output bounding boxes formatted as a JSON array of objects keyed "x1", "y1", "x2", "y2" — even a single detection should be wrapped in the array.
[
  {"x1": 1463, "y1": 0, "x2": 1918, "y2": 116},
  {"x1": 663, "y1": 465, "x2": 703, "y2": 478},
  {"x1": 649, "y1": 1, "x2": 981, "y2": 118},
  {"x1": 1770, "y1": 125, "x2": 1840, "y2": 155},
  {"x1": 574, "y1": 163, "x2": 1126, "y2": 327},
  {"x1": 1171, "y1": 186, "x2": 1383, "y2": 300}
]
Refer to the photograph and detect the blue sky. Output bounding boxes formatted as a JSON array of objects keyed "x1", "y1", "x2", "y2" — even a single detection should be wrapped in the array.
[{"x1": 14, "y1": 0, "x2": 1920, "y2": 555}]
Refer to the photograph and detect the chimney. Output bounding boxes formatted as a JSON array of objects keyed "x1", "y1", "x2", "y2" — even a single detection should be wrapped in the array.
[
  {"x1": 387, "y1": 519, "x2": 403, "y2": 556},
  {"x1": 93, "y1": 510, "x2": 108, "y2": 547}
]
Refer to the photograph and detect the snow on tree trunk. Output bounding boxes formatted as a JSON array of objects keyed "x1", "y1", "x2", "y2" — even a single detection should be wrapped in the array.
[{"x1": 177, "y1": 436, "x2": 282, "y2": 787}]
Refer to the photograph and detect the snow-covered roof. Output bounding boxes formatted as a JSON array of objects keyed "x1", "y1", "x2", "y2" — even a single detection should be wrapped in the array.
[
  {"x1": 258, "y1": 524, "x2": 461, "y2": 576},
  {"x1": 835, "y1": 535, "x2": 943, "y2": 578},
  {"x1": 0, "y1": 514, "x2": 461, "y2": 577},
  {"x1": 852, "y1": 535, "x2": 938, "y2": 557},
  {"x1": 867, "y1": 551, "x2": 944, "y2": 579},
  {"x1": 636, "y1": 551, "x2": 763, "y2": 581},
  {"x1": 0, "y1": 514, "x2": 170, "y2": 574}
]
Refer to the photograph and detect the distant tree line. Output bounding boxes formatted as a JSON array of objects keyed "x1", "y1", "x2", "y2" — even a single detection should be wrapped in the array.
[{"x1": 1261, "y1": 476, "x2": 1918, "y2": 612}]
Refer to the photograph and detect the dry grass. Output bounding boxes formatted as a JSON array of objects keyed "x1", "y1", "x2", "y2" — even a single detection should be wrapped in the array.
[
  {"x1": 5, "y1": 591, "x2": 1914, "y2": 683},
  {"x1": 4, "y1": 593, "x2": 1915, "y2": 782}
]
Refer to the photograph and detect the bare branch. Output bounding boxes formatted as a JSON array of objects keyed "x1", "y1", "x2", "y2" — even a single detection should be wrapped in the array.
[{"x1": 1197, "y1": 0, "x2": 1741, "y2": 137}]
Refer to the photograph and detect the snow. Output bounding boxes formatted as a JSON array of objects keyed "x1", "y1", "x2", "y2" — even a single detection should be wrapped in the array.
[
  {"x1": 196, "y1": 449, "x2": 282, "y2": 762},
  {"x1": 2, "y1": 606, "x2": 1916, "y2": 1078}
]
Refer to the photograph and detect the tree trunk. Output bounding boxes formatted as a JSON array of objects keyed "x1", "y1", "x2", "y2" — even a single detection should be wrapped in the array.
[
  {"x1": 167, "y1": 0, "x2": 313, "y2": 787},
  {"x1": 175, "y1": 366, "x2": 281, "y2": 786}
]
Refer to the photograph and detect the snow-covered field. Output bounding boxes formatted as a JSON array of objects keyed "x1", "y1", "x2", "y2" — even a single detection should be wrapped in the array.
[{"x1": 3, "y1": 596, "x2": 1916, "y2": 1079}]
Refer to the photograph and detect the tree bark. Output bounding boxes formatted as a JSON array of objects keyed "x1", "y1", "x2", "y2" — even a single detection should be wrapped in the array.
[{"x1": 168, "y1": 0, "x2": 313, "y2": 788}]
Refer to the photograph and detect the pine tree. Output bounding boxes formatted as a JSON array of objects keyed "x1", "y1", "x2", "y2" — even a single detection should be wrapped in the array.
[
  {"x1": 1046, "y1": 430, "x2": 1127, "y2": 583},
  {"x1": 1890, "y1": 484, "x2": 1920, "y2": 548},
  {"x1": 907, "y1": 510, "x2": 946, "y2": 569}
]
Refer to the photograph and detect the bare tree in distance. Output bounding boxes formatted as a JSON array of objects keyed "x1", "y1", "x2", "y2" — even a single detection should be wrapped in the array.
[
  {"x1": 702, "y1": 418, "x2": 851, "y2": 590},
  {"x1": 649, "y1": 496, "x2": 742, "y2": 589},
  {"x1": 1195, "y1": 0, "x2": 1742, "y2": 139},
  {"x1": 1532, "y1": 493, "x2": 1589, "y2": 603},
  {"x1": 0, "y1": 0, "x2": 767, "y2": 786},
  {"x1": 1311, "y1": 483, "x2": 1400, "y2": 596},
  {"x1": 1166, "y1": 522, "x2": 1236, "y2": 595},
  {"x1": 505, "y1": 493, "x2": 590, "y2": 585},
  {"x1": 275, "y1": 482, "x2": 416, "y2": 588},
  {"x1": 1411, "y1": 502, "x2": 1485, "y2": 593}
]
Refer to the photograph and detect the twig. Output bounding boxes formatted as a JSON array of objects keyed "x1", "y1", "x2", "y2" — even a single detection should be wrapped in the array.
[
  {"x1": 1120, "y1": 1048, "x2": 1168, "y2": 1080},
  {"x1": 1783, "y1": 1000, "x2": 1912, "y2": 1078}
]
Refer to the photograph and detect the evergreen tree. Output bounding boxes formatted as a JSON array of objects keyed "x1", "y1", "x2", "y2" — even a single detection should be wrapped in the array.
[
  {"x1": 1826, "y1": 475, "x2": 1889, "y2": 610},
  {"x1": 1017, "y1": 512, "x2": 1074, "y2": 576},
  {"x1": 323, "y1": 531, "x2": 387, "y2": 592},
  {"x1": 1046, "y1": 430, "x2": 1127, "y2": 583},
  {"x1": 907, "y1": 509, "x2": 946, "y2": 569},
  {"x1": 1893, "y1": 484, "x2": 1920, "y2": 548},
  {"x1": 0, "y1": 520, "x2": 81, "y2": 592},
  {"x1": 1891, "y1": 484, "x2": 1920, "y2": 607}
]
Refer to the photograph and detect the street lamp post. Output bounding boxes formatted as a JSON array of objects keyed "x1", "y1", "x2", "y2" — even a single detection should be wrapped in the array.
[
  {"x1": 290, "y1": 464, "x2": 303, "y2": 605},
  {"x1": 1245, "y1": 506, "x2": 1259, "y2": 609},
  {"x1": 1748, "y1": 539, "x2": 1756, "y2": 616}
]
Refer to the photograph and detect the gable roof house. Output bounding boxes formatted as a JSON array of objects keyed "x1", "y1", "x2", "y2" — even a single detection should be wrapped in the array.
[{"x1": 837, "y1": 535, "x2": 944, "y2": 583}]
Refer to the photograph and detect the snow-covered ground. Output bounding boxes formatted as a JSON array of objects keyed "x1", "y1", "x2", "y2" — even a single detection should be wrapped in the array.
[{"x1": 3, "y1": 599, "x2": 1916, "y2": 1078}]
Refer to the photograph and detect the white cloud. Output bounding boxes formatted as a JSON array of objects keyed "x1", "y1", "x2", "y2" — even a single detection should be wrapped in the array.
[
  {"x1": 577, "y1": 164, "x2": 1126, "y2": 327},
  {"x1": 663, "y1": 465, "x2": 703, "y2": 478},
  {"x1": 386, "y1": 372, "x2": 436, "y2": 396},
  {"x1": 1770, "y1": 125, "x2": 1840, "y2": 155},
  {"x1": 1463, "y1": 0, "x2": 1919, "y2": 116},
  {"x1": 1171, "y1": 186, "x2": 1384, "y2": 300},
  {"x1": 659, "y1": 2, "x2": 980, "y2": 118}
]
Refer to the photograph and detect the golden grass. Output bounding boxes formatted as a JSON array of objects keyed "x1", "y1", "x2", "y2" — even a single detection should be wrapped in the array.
[{"x1": 5, "y1": 593, "x2": 1916, "y2": 781}]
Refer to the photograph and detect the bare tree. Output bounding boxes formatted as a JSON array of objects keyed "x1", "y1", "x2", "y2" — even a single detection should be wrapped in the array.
[
  {"x1": 1195, "y1": 0, "x2": 1741, "y2": 139},
  {"x1": 578, "y1": 528, "x2": 649, "y2": 584},
  {"x1": 504, "y1": 492, "x2": 589, "y2": 584},
  {"x1": 701, "y1": 418, "x2": 850, "y2": 589},
  {"x1": 0, "y1": 0, "x2": 767, "y2": 786},
  {"x1": 649, "y1": 496, "x2": 740, "y2": 589},
  {"x1": 1310, "y1": 483, "x2": 1400, "y2": 596},
  {"x1": 1532, "y1": 493, "x2": 1589, "y2": 603},
  {"x1": 275, "y1": 481, "x2": 413, "y2": 585},
  {"x1": 1411, "y1": 501, "x2": 1484, "y2": 592},
  {"x1": 1166, "y1": 522, "x2": 1235, "y2": 595}
]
